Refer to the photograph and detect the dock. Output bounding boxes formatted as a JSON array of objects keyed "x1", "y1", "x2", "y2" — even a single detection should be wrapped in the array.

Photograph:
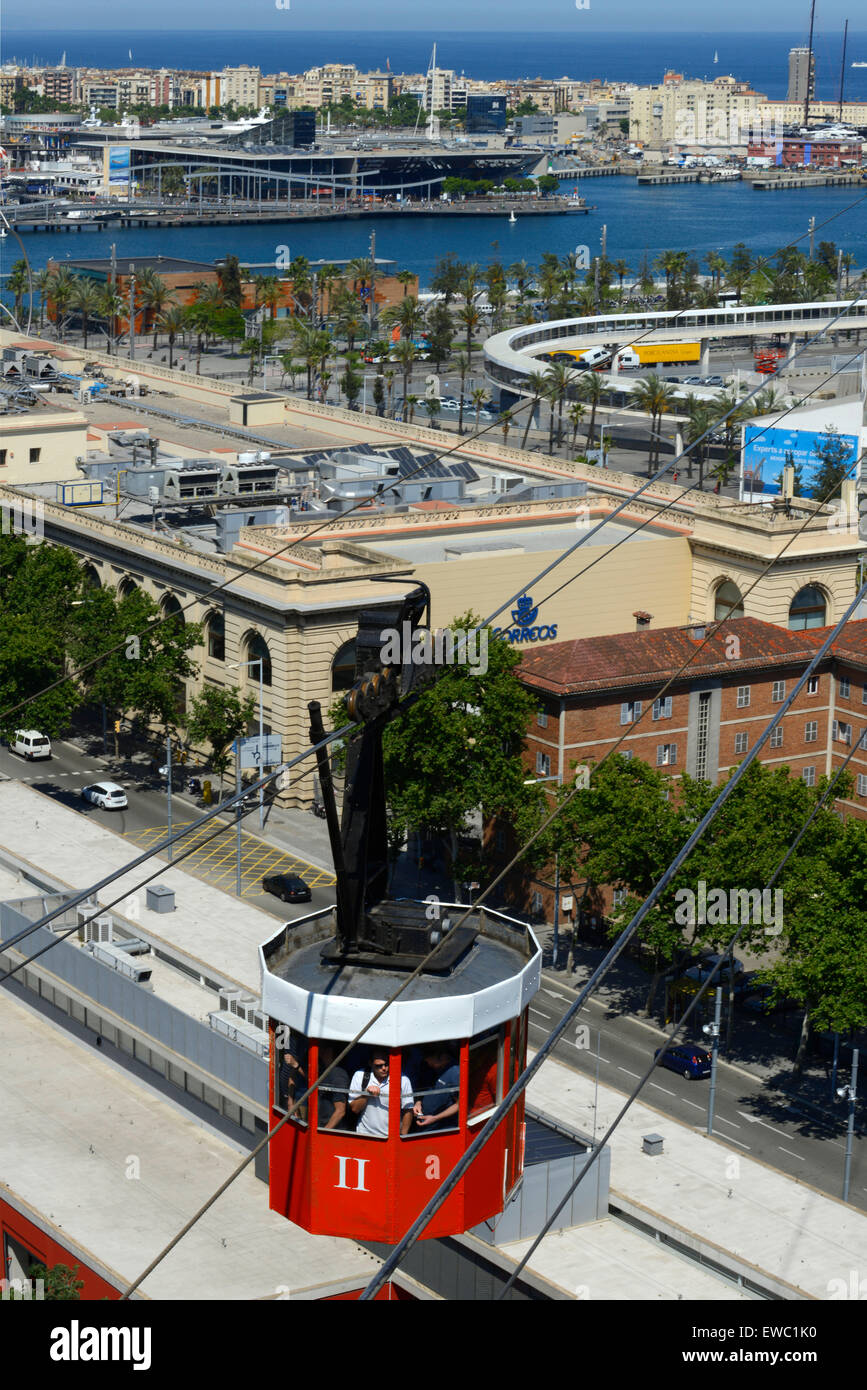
[
  {"x1": 636, "y1": 170, "x2": 702, "y2": 185},
  {"x1": 750, "y1": 170, "x2": 865, "y2": 190}
]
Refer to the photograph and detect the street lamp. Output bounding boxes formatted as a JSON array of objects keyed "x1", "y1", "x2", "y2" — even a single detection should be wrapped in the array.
[
  {"x1": 228, "y1": 657, "x2": 265, "y2": 829},
  {"x1": 837, "y1": 1047, "x2": 859, "y2": 1203},
  {"x1": 702, "y1": 986, "x2": 723, "y2": 1136}
]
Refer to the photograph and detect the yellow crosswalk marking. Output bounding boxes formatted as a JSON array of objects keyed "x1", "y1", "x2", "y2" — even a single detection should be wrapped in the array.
[{"x1": 123, "y1": 820, "x2": 335, "y2": 897}]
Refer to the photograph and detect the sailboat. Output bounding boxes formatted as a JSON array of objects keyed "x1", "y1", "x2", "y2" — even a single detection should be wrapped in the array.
[
  {"x1": 509, "y1": 211, "x2": 517, "y2": 224},
  {"x1": 714, "y1": 50, "x2": 719, "y2": 64}
]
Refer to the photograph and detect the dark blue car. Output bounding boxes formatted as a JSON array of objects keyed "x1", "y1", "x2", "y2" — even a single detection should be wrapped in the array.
[{"x1": 654, "y1": 1044, "x2": 712, "y2": 1079}]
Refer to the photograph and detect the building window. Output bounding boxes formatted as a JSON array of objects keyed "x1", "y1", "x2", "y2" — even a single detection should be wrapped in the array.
[
  {"x1": 620, "y1": 700, "x2": 642, "y2": 724},
  {"x1": 244, "y1": 631, "x2": 272, "y2": 686},
  {"x1": 621, "y1": 749, "x2": 633, "y2": 761},
  {"x1": 0, "y1": 449, "x2": 7, "y2": 467},
  {"x1": 770, "y1": 726, "x2": 783, "y2": 749},
  {"x1": 734, "y1": 731, "x2": 748, "y2": 755},
  {"x1": 736, "y1": 686, "x2": 751, "y2": 708},
  {"x1": 802, "y1": 766, "x2": 816, "y2": 787},
  {"x1": 839, "y1": 676, "x2": 851, "y2": 699},
  {"x1": 714, "y1": 579, "x2": 744, "y2": 621},
  {"x1": 656, "y1": 743, "x2": 677, "y2": 766},
  {"x1": 807, "y1": 676, "x2": 819, "y2": 694},
  {"x1": 205, "y1": 610, "x2": 225, "y2": 661},
  {"x1": 772, "y1": 680, "x2": 786, "y2": 702},
  {"x1": 536, "y1": 751, "x2": 551, "y2": 777},
  {"x1": 789, "y1": 585, "x2": 826, "y2": 631},
  {"x1": 858, "y1": 774, "x2": 867, "y2": 798},
  {"x1": 804, "y1": 721, "x2": 818, "y2": 742},
  {"x1": 537, "y1": 708, "x2": 548, "y2": 728},
  {"x1": 652, "y1": 696, "x2": 672, "y2": 721},
  {"x1": 331, "y1": 639, "x2": 356, "y2": 693},
  {"x1": 29, "y1": 447, "x2": 41, "y2": 464},
  {"x1": 612, "y1": 886, "x2": 627, "y2": 909},
  {"x1": 531, "y1": 890, "x2": 544, "y2": 916},
  {"x1": 833, "y1": 720, "x2": 852, "y2": 745}
]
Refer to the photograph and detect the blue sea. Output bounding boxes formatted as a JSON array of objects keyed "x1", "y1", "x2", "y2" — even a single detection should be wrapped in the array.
[
  {"x1": 14, "y1": 181, "x2": 867, "y2": 289},
  {"x1": 4, "y1": 29, "x2": 867, "y2": 101}
]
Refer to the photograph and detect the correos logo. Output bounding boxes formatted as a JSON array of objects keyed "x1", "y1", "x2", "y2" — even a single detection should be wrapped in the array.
[{"x1": 493, "y1": 594, "x2": 558, "y2": 645}]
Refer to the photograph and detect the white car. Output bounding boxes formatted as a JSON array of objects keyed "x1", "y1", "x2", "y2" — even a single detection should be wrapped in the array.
[
  {"x1": 12, "y1": 730, "x2": 52, "y2": 760},
  {"x1": 81, "y1": 781, "x2": 128, "y2": 811}
]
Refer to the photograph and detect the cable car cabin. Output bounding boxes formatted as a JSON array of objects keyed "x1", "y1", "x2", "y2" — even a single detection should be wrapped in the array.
[{"x1": 259, "y1": 902, "x2": 541, "y2": 1243}]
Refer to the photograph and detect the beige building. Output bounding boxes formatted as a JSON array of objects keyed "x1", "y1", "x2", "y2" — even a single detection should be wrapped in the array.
[
  {"x1": 0, "y1": 402, "x2": 89, "y2": 485},
  {"x1": 629, "y1": 75, "x2": 768, "y2": 146},
  {"x1": 200, "y1": 66, "x2": 261, "y2": 109}
]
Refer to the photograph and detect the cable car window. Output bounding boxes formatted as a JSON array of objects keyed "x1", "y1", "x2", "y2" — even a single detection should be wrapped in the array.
[
  {"x1": 468, "y1": 1027, "x2": 503, "y2": 1121},
  {"x1": 274, "y1": 1028, "x2": 308, "y2": 1126},
  {"x1": 401, "y1": 1042, "x2": 461, "y2": 1139},
  {"x1": 314, "y1": 1039, "x2": 352, "y2": 1132}
]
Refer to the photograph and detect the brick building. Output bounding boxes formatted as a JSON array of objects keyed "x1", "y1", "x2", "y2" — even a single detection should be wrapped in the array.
[{"x1": 508, "y1": 616, "x2": 867, "y2": 921}]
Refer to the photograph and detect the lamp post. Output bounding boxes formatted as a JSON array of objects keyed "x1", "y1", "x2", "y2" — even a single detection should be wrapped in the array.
[
  {"x1": 702, "y1": 986, "x2": 723, "y2": 1136},
  {"x1": 837, "y1": 1047, "x2": 859, "y2": 1203},
  {"x1": 228, "y1": 657, "x2": 265, "y2": 828},
  {"x1": 523, "y1": 771, "x2": 561, "y2": 966}
]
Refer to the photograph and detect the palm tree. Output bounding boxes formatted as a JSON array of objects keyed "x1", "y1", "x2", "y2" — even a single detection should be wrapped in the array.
[
  {"x1": 455, "y1": 351, "x2": 469, "y2": 433},
  {"x1": 544, "y1": 363, "x2": 572, "y2": 451},
  {"x1": 70, "y1": 276, "x2": 102, "y2": 350},
  {"x1": 508, "y1": 259, "x2": 535, "y2": 315},
  {"x1": 390, "y1": 338, "x2": 416, "y2": 415},
  {"x1": 423, "y1": 396, "x2": 442, "y2": 429},
  {"x1": 255, "y1": 274, "x2": 281, "y2": 320},
  {"x1": 683, "y1": 395, "x2": 716, "y2": 488},
  {"x1": 629, "y1": 373, "x2": 678, "y2": 473},
  {"x1": 567, "y1": 400, "x2": 587, "y2": 452},
  {"x1": 395, "y1": 269, "x2": 416, "y2": 297},
  {"x1": 612, "y1": 259, "x2": 629, "y2": 303},
  {"x1": 498, "y1": 411, "x2": 513, "y2": 447},
  {"x1": 156, "y1": 305, "x2": 187, "y2": 368},
  {"x1": 713, "y1": 390, "x2": 749, "y2": 480},
  {"x1": 381, "y1": 294, "x2": 425, "y2": 342},
  {"x1": 35, "y1": 268, "x2": 55, "y2": 332},
  {"x1": 575, "y1": 371, "x2": 605, "y2": 447},
  {"x1": 384, "y1": 368, "x2": 396, "y2": 416},
  {"x1": 405, "y1": 393, "x2": 419, "y2": 424},
  {"x1": 139, "y1": 273, "x2": 175, "y2": 349},
  {"x1": 48, "y1": 267, "x2": 75, "y2": 341},
  {"x1": 471, "y1": 386, "x2": 488, "y2": 434},
  {"x1": 97, "y1": 283, "x2": 124, "y2": 354},
  {"x1": 456, "y1": 302, "x2": 480, "y2": 361},
  {"x1": 288, "y1": 256, "x2": 313, "y2": 314},
  {"x1": 6, "y1": 261, "x2": 29, "y2": 327},
  {"x1": 291, "y1": 320, "x2": 331, "y2": 399},
  {"x1": 335, "y1": 298, "x2": 365, "y2": 354},
  {"x1": 521, "y1": 369, "x2": 548, "y2": 449}
]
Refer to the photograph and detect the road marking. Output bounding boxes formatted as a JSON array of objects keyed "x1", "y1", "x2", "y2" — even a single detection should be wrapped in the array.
[
  {"x1": 737, "y1": 1111, "x2": 783, "y2": 1133},
  {"x1": 618, "y1": 1067, "x2": 641, "y2": 1079},
  {"x1": 541, "y1": 987, "x2": 568, "y2": 1002},
  {"x1": 713, "y1": 1115, "x2": 742, "y2": 1130},
  {"x1": 649, "y1": 1082, "x2": 675, "y2": 1095},
  {"x1": 680, "y1": 1098, "x2": 704, "y2": 1111},
  {"x1": 716, "y1": 1133, "x2": 750, "y2": 1149},
  {"x1": 778, "y1": 1146, "x2": 805, "y2": 1161}
]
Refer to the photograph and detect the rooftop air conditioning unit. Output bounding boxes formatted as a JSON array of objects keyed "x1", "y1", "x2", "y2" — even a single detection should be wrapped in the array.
[{"x1": 85, "y1": 915, "x2": 113, "y2": 944}]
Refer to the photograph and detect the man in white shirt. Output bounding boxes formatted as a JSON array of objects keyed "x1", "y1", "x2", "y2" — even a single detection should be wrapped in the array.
[{"x1": 349, "y1": 1053, "x2": 414, "y2": 1137}]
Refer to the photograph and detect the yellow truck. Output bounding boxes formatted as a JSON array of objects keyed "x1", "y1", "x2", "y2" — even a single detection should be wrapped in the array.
[{"x1": 616, "y1": 342, "x2": 701, "y2": 367}]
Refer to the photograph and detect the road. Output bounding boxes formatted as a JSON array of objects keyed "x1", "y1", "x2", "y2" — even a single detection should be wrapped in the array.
[
  {"x1": 0, "y1": 736, "x2": 336, "y2": 922},
  {"x1": 528, "y1": 978, "x2": 867, "y2": 1214}
]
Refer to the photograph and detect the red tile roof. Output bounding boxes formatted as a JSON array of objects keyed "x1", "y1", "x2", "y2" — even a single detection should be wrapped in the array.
[{"x1": 517, "y1": 617, "x2": 857, "y2": 696}]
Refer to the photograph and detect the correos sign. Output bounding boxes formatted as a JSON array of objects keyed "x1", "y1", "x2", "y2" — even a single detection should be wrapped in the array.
[{"x1": 493, "y1": 595, "x2": 558, "y2": 644}]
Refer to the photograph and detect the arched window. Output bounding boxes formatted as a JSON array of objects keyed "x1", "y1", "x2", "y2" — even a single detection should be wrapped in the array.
[
  {"x1": 789, "y1": 585, "x2": 826, "y2": 631},
  {"x1": 714, "y1": 580, "x2": 744, "y2": 621},
  {"x1": 331, "y1": 639, "x2": 357, "y2": 693},
  {"x1": 82, "y1": 563, "x2": 101, "y2": 589},
  {"x1": 245, "y1": 631, "x2": 272, "y2": 686},
  {"x1": 117, "y1": 577, "x2": 139, "y2": 600},
  {"x1": 161, "y1": 594, "x2": 185, "y2": 632},
  {"x1": 205, "y1": 609, "x2": 225, "y2": 661}
]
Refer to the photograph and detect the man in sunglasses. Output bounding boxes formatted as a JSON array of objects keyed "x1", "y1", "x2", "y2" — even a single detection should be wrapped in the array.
[{"x1": 349, "y1": 1052, "x2": 414, "y2": 1137}]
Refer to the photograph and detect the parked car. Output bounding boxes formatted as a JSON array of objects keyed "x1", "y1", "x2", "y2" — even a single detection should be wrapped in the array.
[
  {"x1": 654, "y1": 1043, "x2": 713, "y2": 1079},
  {"x1": 11, "y1": 729, "x2": 52, "y2": 760},
  {"x1": 681, "y1": 375, "x2": 704, "y2": 385},
  {"x1": 684, "y1": 953, "x2": 745, "y2": 985},
  {"x1": 262, "y1": 873, "x2": 312, "y2": 903},
  {"x1": 702, "y1": 375, "x2": 725, "y2": 386},
  {"x1": 81, "y1": 781, "x2": 128, "y2": 810}
]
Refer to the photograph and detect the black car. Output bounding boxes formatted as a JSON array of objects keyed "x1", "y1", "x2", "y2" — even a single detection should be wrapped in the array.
[
  {"x1": 654, "y1": 1044, "x2": 713, "y2": 1079},
  {"x1": 262, "y1": 873, "x2": 312, "y2": 903}
]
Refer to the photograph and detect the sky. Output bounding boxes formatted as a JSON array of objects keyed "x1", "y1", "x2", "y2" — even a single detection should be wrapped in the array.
[{"x1": 1, "y1": 1, "x2": 860, "y2": 31}]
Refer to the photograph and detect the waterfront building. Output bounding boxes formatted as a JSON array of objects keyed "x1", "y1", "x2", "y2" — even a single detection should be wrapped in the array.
[
  {"x1": 200, "y1": 65, "x2": 261, "y2": 110},
  {"x1": 629, "y1": 74, "x2": 768, "y2": 147},
  {"x1": 465, "y1": 93, "x2": 507, "y2": 134}
]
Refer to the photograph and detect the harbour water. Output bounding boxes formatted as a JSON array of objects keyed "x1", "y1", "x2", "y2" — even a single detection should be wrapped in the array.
[{"x1": 22, "y1": 179, "x2": 867, "y2": 287}]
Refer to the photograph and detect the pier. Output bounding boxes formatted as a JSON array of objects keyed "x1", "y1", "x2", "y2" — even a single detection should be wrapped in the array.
[{"x1": 750, "y1": 170, "x2": 865, "y2": 190}]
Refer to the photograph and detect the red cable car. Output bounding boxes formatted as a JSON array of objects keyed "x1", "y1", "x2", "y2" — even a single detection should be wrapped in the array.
[{"x1": 259, "y1": 588, "x2": 542, "y2": 1244}]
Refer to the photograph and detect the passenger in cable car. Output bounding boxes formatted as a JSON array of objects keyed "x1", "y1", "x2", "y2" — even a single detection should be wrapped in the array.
[
  {"x1": 317, "y1": 1041, "x2": 350, "y2": 1131},
  {"x1": 349, "y1": 1053, "x2": 414, "y2": 1137},
  {"x1": 414, "y1": 1047, "x2": 460, "y2": 1129}
]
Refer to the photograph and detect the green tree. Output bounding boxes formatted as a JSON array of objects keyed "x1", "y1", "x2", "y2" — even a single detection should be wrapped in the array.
[
  {"x1": 426, "y1": 302, "x2": 454, "y2": 370},
  {"x1": 71, "y1": 587, "x2": 201, "y2": 757},
  {"x1": 340, "y1": 352, "x2": 363, "y2": 409},
  {"x1": 186, "y1": 684, "x2": 257, "y2": 786},
  {"x1": 69, "y1": 276, "x2": 102, "y2": 350},
  {"x1": 216, "y1": 253, "x2": 242, "y2": 307},
  {"x1": 28, "y1": 1263, "x2": 84, "y2": 1300},
  {"x1": 156, "y1": 304, "x2": 187, "y2": 369},
  {"x1": 630, "y1": 373, "x2": 677, "y2": 471},
  {"x1": 6, "y1": 259, "x2": 29, "y2": 326},
  {"x1": 811, "y1": 426, "x2": 856, "y2": 501},
  {"x1": 375, "y1": 615, "x2": 539, "y2": 895}
]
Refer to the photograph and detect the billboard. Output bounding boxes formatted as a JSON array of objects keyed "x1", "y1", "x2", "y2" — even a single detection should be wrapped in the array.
[
  {"x1": 108, "y1": 145, "x2": 131, "y2": 184},
  {"x1": 742, "y1": 425, "x2": 859, "y2": 496}
]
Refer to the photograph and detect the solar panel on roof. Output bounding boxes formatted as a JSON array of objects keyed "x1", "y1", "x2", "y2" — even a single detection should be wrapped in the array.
[{"x1": 448, "y1": 461, "x2": 479, "y2": 482}]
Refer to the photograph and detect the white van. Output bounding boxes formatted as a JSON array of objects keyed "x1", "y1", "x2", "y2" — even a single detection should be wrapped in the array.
[
  {"x1": 578, "y1": 346, "x2": 613, "y2": 369},
  {"x1": 12, "y1": 730, "x2": 52, "y2": 760}
]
